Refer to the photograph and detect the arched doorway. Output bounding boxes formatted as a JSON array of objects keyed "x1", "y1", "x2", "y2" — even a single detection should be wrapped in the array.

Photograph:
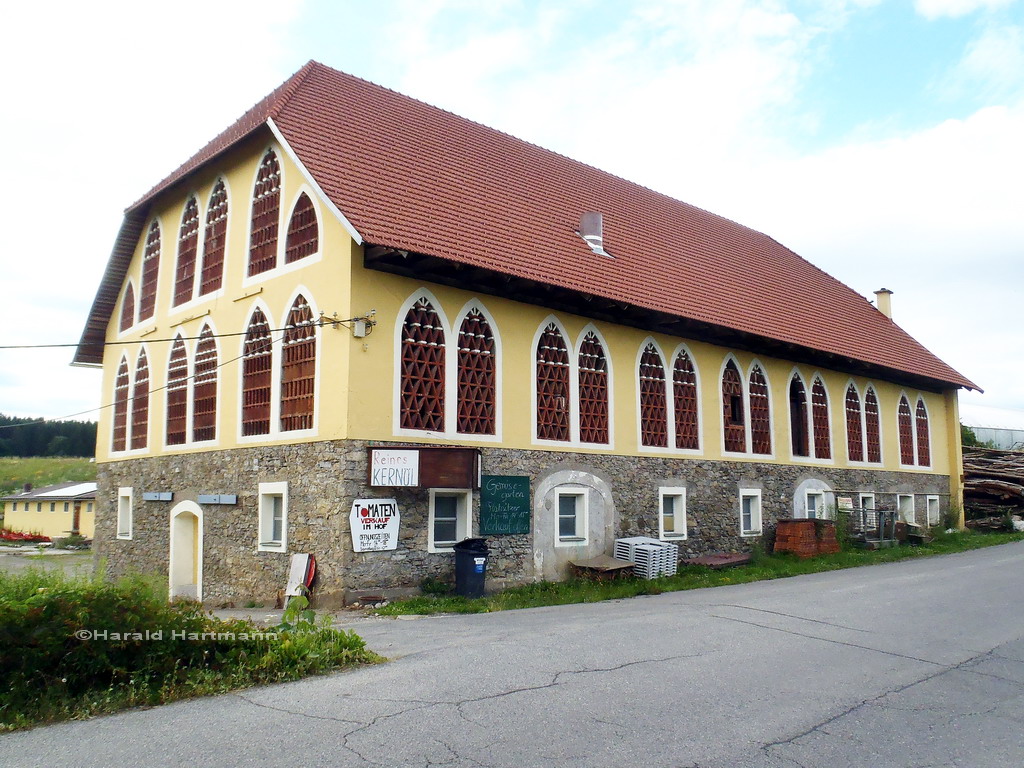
[{"x1": 169, "y1": 501, "x2": 203, "y2": 600}]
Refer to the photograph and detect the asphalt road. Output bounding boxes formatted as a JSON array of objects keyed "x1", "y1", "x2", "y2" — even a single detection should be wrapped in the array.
[{"x1": 3, "y1": 543, "x2": 1024, "y2": 767}]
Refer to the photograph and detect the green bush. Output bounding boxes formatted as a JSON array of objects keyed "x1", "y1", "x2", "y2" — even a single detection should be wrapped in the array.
[{"x1": 0, "y1": 570, "x2": 379, "y2": 730}]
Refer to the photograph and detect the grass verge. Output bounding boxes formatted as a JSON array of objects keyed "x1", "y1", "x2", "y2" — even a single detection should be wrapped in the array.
[
  {"x1": 0, "y1": 457, "x2": 96, "y2": 496},
  {"x1": 377, "y1": 529, "x2": 1024, "y2": 616},
  {"x1": 0, "y1": 569, "x2": 382, "y2": 731}
]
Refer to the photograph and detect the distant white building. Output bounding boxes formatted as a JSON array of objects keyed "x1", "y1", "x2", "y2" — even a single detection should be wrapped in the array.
[{"x1": 960, "y1": 403, "x2": 1024, "y2": 450}]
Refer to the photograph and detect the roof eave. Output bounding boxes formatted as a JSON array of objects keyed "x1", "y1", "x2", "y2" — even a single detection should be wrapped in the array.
[{"x1": 363, "y1": 244, "x2": 978, "y2": 393}]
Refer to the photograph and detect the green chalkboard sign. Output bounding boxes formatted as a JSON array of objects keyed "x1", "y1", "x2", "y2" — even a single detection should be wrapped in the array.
[{"x1": 479, "y1": 475, "x2": 531, "y2": 535}]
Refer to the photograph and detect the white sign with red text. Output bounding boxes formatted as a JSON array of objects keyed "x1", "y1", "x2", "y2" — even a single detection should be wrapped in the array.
[{"x1": 350, "y1": 498, "x2": 401, "y2": 552}]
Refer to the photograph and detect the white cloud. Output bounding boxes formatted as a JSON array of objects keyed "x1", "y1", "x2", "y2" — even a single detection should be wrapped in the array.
[
  {"x1": 0, "y1": 0, "x2": 303, "y2": 419},
  {"x1": 375, "y1": 0, "x2": 1024, "y2": 409},
  {"x1": 3, "y1": 0, "x2": 1021, "y2": 422},
  {"x1": 942, "y1": 24, "x2": 1024, "y2": 102},
  {"x1": 914, "y1": 0, "x2": 1018, "y2": 19}
]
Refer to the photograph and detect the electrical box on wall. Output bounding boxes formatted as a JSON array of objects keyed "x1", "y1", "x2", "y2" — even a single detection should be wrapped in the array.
[{"x1": 352, "y1": 319, "x2": 368, "y2": 338}]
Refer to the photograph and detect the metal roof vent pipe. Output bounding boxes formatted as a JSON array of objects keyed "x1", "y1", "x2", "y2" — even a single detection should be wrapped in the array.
[
  {"x1": 874, "y1": 288, "x2": 893, "y2": 319},
  {"x1": 579, "y1": 212, "x2": 611, "y2": 257}
]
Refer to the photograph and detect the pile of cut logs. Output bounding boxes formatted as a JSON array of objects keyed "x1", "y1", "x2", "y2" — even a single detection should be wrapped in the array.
[{"x1": 963, "y1": 447, "x2": 1024, "y2": 515}]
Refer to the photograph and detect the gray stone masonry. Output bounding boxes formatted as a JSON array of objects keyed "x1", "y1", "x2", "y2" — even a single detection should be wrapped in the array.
[{"x1": 94, "y1": 440, "x2": 950, "y2": 606}]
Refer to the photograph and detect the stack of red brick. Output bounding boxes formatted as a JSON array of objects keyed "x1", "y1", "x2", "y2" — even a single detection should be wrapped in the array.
[{"x1": 774, "y1": 519, "x2": 841, "y2": 558}]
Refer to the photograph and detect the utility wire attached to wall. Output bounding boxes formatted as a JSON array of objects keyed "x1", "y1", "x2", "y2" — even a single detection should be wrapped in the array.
[{"x1": 0, "y1": 310, "x2": 376, "y2": 433}]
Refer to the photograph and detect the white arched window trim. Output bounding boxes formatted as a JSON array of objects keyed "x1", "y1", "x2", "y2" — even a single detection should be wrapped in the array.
[
  {"x1": 574, "y1": 323, "x2": 614, "y2": 448},
  {"x1": 531, "y1": 315, "x2": 574, "y2": 447},
  {"x1": 453, "y1": 298, "x2": 503, "y2": 443},
  {"x1": 236, "y1": 298, "x2": 278, "y2": 444},
  {"x1": 719, "y1": 353, "x2": 750, "y2": 456},
  {"x1": 668, "y1": 343, "x2": 703, "y2": 455},
  {"x1": 241, "y1": 145, "x2": 286, "y2": 288},
  {"x1": 746, "y1": 358, "x2": 775, "y2": 459}
]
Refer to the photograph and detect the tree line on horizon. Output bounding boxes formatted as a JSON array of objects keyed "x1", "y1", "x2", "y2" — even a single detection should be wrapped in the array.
[{"x1": 0, "y1": 415, "x2": 96, "y2": 457}]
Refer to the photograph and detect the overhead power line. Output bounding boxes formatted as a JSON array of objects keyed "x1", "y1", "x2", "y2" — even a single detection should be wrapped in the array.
[
  {"x1": 0, "y1": 313, "x2": 370, "y2": 350},
  {"x1": 0, "y1": 312, "x2": 368, "y2": 434}
]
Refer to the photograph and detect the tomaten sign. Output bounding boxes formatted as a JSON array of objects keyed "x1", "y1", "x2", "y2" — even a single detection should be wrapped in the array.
[{"x1": 349, "y1": 499, "x2": 401, "y2": 552}]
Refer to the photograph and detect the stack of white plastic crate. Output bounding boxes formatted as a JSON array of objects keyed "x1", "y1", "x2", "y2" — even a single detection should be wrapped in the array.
[{"x1": 613, "y1": 536, "x2": 679, "y2": 579}]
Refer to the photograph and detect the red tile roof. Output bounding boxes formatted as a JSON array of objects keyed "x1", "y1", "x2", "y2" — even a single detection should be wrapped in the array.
[{"x1": 75, "y1": 61, "x2": 977, "y2": 391}]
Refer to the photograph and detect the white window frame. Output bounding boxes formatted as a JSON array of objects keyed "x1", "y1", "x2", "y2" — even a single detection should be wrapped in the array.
[
  {"x1": 555, "y1": 487, "x2": 588, "y2": 546},
  {"x1": 257, "y1": 481, "x2": 288, "y2": 552},
  {"x1": 659, "y1": 486, "x2": 688, "y2": 540},
  {"x1": 859, "y1": 492, "x2": 876, "y2": 511},
  {"x1": 805, "y1": 490, "x2": 826, "y2": 520},
  {"x1": 739, "y1": 488, "x2": 762, "y2": 537},
  {"x1": 428, "y1": 488, "x2": 472, "y2": 553},
  {"x1": 926, "y1": 495, "x2": 940, "y2": 527},
  {"x1": 116, "y1": 487, "x2": 133, "y2": 540},
  {"x1": 897, "y1": 493, "x2": 916, "y2": 525}
]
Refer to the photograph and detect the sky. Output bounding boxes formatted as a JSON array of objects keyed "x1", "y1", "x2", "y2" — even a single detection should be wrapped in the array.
[{"x1": 0, "y1": 0, "x2": 1021, "y2": 425}]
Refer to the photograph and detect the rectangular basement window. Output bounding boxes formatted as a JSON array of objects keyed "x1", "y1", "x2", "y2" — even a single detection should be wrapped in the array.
[
  {"x1": 740, "y1": 489, "x2": 762, "y2": 537},
  {"x1": 805, "y1": 491, "x2": 825, "y2": 520},
  {"x1": 898, "y1": 493, "x2": 915, "y2": 525},
  {"x1": 556, "y1": 488, "x2": 588, "y2": 545},
  {"x1": 116, "y1": 487, "x2": 133, "y2": 540},
  {"x1": 659, "y1": 487, "x2": 687, "y2": 540},
  {"x1": 258, "y1": 481, "x2": 288, "y2": 552},
  {"x1": 428, "y1": 489, "x2": 472, "y2": 553},
  {"x1": 926, "y1": 495, "x2": 940, "y2": 527}
]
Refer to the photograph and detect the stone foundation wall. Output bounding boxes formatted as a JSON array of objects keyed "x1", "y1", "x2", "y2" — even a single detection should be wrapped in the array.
[{"x1": 94, "y1": 440, "x2": 950, "y2": 606}]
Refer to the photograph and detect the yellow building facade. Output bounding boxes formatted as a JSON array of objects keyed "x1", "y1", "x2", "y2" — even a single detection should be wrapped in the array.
[
  {"x1": 78, "y1": 62, "x2": 974, "y2": 604},
  {"x1": 1, "y1": 483, "x2": 96, "y2": 539}
]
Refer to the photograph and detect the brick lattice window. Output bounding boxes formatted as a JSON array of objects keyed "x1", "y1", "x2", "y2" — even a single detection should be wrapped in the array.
[
  {"x1": 248, "y1": 150, "x2": 281, "y2": 276},
  {"x1": 457, "y1": 309, "x2": 495, "y2": 435},
  {"x1": 536, "y1": 323, "x2": 570, "y2": 441},
  {"x1": 401, "y1": 298, "x2": 445, "y2": 431},
  {"x1": 749, "y1": 365, "x2": 771, "y2": 455},
  {"x1": 916, "y1": 398, "x2": 930, "y2": 466},
  {"x1": 130, "y1": 350, "x2": 150, "y2": 450},
  {"x1": 192, "y1": 326, "x2": 217, "y2": 442},
  {"x1": 200, "y1": 179, "x2": 228, "y2": 295},
  {"x1": 898, "y1": 395, "x2": 914, "y2": 465},
  {"x1": 578, "y1": 332, "x2": 608, "y2": 444},
  {"x1": 119, "y1": 283, "x2": 135, "y2": 332},
  {"x1": 281, "y1": 296, "x2": 316, "y2": 432},
  {"x1": 112, "y1": 357, "x2": 129, "y2": 451},
  {"x1": 166, "y1": 337, "x2": 188, "y2": 445},
  {"x1": 173, "y1": 196, "x2": 199, "y2": 306},
  {"x1": 639, "y1": 344, "x2": 668, "y2": 447},
  {"x1": 242, "y1": 308, "x2": 273, "y2": 436},
  {"x1": 673, "y1": 350, "x2": 699, "y2": 450},
  {"x1": 790, "y1": 375, "x2": 809, "y2": 457},
  {"x1": 811, "y1": 377, "x2": 831, "y2": 459},
  {"x1": 285, "y1": 193, "x2": 318, "y2": 264},
  {"x1": 138, "y1": 221, "x2": 161, "y2": 321},
  {"x1": 864, "y1": 387, "x2": 881, "y2": 462},
  {"x1": 722, "y1": 360, "x2": 745, "y2": 452},
  {"x1": 846, "y1": 385, "x2": 864, "y2": 462}
]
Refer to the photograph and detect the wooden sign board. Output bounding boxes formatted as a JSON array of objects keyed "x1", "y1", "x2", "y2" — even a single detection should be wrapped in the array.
[
  {"x1": 480, "y1": 475, "x2": 531, "y2": 534},
  {"x1": 368, "y1": 446, "x2": 479, "y2": 489}
]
